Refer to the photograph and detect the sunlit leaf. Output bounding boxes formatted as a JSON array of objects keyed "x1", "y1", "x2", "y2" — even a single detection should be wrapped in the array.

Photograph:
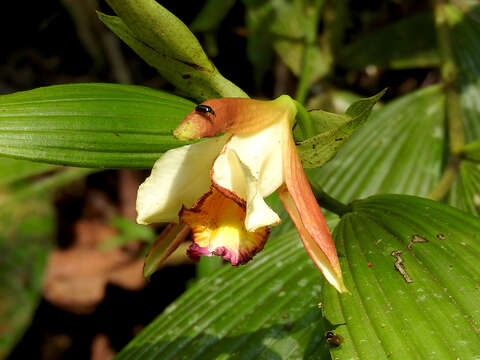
[
  {"x1": 298, "y1": 89, "x2": 384, "y2": 168},
  {"x1": 324, "y1": 195, "x2": 480, "y2": 359},
  {"x1": 310, "y1": 85, "x2": 445, "y2": 200},
  {"x1": 0, "y1": 83, "x2": 195, "y2": 168}
]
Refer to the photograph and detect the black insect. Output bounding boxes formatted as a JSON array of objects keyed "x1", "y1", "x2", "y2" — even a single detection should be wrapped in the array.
[
  {"x1": 324, "y1": 331, "x2": 343, "y2": 347},
  {"x1": 195, "y1": 104, "x2": 215, "y2": 116}
]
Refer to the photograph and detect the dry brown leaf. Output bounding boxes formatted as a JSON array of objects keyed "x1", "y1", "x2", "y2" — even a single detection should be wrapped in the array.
[
  {"x1": 44, "y1": 220, "x2": 146, "y2": 314},
  {"x1": 91, "y1": 334, "x2": 115, "y2": 360}
]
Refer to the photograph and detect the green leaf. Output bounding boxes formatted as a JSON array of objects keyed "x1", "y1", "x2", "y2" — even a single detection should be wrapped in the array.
[
  {"x1": 461, "y1": 139, "x2": 480, "y2": 162},
  {"x1": 310, "y1": 85, "x2": 445, "y2": 200},
  {"x1": 324, "y1": 195, "x2": 480, "y2": 359},
  {"x1": 115, "y1": 228, "x2": 332, "y2": 360},
  {"x1": 0, "y1": 157, "x2": 56, "y2": 187},
  {"x1": 116, "y1": 195, "x2": 480, "y2": 359},
  {"x1": 246, "y1": 0, "x2": 330, "y2": 86},
  {"x1": 297, "y1": 89, "x2": 385, "y2": 168},
  {"x1": 448, "y1": 160, "x2": 480, "y2": 216},
  {"x1": 190, "y1": 0, "x2": 236, "y2": 32},
  {"x1": 0, "y1": 83, "x2": 196, "y2": 168},
  {"x1": 100, "y1": 216, "x2": 156, "y2": 250},
  {"x1": 0, "y1": 168, "x2": 97, "y2": 210},
  {"x1": 99, "y1": 0, "x2": 246, "y2": 101},
  {"x1": 0, "y1": 196, "x2": 55, "y2": 358},
  {"x1": 338, "y1": 11, "x2": 439, "y2": 70}
]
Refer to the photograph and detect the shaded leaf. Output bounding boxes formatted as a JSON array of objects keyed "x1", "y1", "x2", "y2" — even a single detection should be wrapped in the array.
[
  {"x1": 246, "y1": 0, "x2": 330, "y2": 85},
  {"x1": 297, "y1": 89, "x2": 385, "y2": 168},
  {"x1": 0, "y1": 83, "x2": 195, "y2": 168},
  {"x1": 338, "y1": 11, "x2": 439, "y2": 70},
  {"x1": 0, "y1": 157, "x2": 56, "y2": 187},
  {"x1": 190, "y1": 0, "x2": 236, "y2": 32},
  {"x1": 324, "y1": 195, "x2": 480, "y2": 359},
  {"x1": 99, "y1": 0, "x2": 246, "y2": 101},
  {"x1": 0, "y1": 197, "x2": 55, "y2": 358}
]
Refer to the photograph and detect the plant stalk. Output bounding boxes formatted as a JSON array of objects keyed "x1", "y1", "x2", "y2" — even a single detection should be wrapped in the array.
[
  {"x1": 295, "y1": 0, "x2": 325, "y2": 104},
  {"x1": 427, "y1": 155, "x2": 460, "y2": 201},
  {"x1": 311, "y1": 182, "x2": 351, "y2": 216},
  {"x1": 294, "y1": 100, "x2": 316, "y2": 139},
  {"x1": 434, "y1": 0, "x2": 464, "y2": 153}
]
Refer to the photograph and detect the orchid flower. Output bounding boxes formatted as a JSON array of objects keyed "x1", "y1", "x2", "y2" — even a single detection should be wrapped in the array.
[{"x1": 136, "y1": 95, "x2": 347, "y2": 293}]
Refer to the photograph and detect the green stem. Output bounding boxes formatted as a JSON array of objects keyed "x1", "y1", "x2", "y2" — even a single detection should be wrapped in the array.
[
  {"x1": 434, "y1": 0, "x2": 464, "y2": 154},
  {"x1": 294, "y1": 100, "x2": 316, "y2": 139},
  {"x1": 426, "y1": 0, "x2": 464, "y2": 199},
  {"x1": 295, "y1": 0, "x2": 325, "y2": 104},
  {"x1": 310, "y1": 182, "x2": 351, "y2": 216},
  {"x1": 427, "y1": 155, "x2": 460, "y2": 201}
]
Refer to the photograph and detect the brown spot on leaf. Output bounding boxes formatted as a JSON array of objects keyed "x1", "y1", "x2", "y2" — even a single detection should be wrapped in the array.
[
  {"x1": 407, "y1": 234, "x2": 428, "y2": 250},
  {"x1": 436, "y1": 233, "x2": 446, "y2": 240},
  {"x1": 391, "y1": 250, "x2": 413, "y2": 283}
]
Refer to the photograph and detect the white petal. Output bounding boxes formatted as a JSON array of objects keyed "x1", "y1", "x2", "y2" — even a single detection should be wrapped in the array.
[
  {"x1": 136, "y1": 135, "x2": 229, "y2": 224},
  {"x1": 212, "y1": 119, "x2": 288, "y2": 230}
]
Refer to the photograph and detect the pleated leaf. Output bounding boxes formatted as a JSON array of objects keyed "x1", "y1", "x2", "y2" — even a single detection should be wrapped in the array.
[
  {"x1": 309, "y1": 85, "x2": 445, "y2": 201},
  {"x1": 324, "y1": 195, "x2": 480, "y2": 359},
  {"x1": 0, "y1": 83, "x2": 195, "y2": 168},
  {"x1": 448, "y1": 160, "x2": 480, "y2": 216},
  {"x1": 115, "y1": 228, "x2": 332, "y2": 360}
]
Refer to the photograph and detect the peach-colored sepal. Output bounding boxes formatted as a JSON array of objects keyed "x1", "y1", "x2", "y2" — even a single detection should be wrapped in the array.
[
  {"x1": 143, "y1": 223, "x2": 191, "y2": 278},
  {"x1": 180, "y1": 187, "x2": 269, "y2": 265},
  {"x1": 174, "y1": 98, "x2": 291, "y2": 140},
  {"x1": 280, "y1": 131, "x2": 347, "y2": 293}
]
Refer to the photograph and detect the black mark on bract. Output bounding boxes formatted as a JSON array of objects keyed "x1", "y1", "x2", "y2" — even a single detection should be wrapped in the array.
[
  {"x1": 407, "y1": 234, "x2": 428, "y2": 250},
  {"x1": 195, "y1": 105, "x2": 215, "y2": 116},
  {"x1": 182, "y1": 74, "x2": 191, "y2": 79},
  {"x1": 391, "y1": 250, "x2": 413, "y2": 283},
  {"x1": 335, "y1": 138, "x2": 344, "y2": 141},
  {"x1": 175, "y1": 57, "x2": 212, "y2": 72},
  {"x1": 436, "y1": 233, "x2": 446, "y2": 240}
]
